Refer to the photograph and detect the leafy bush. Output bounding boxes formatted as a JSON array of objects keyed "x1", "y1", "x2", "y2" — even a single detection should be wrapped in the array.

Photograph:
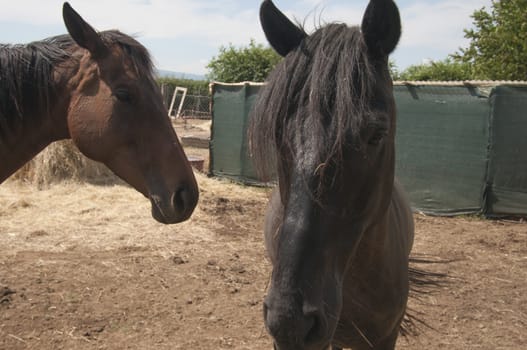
[
  {"x1": 206, "y1": 39, "x2": 281, "y2": 83},
  {"x1": 157, "y1": 77, "x2": 210, "y2": 96},
  {"x1": 398, "y1": 59, "x2": 473, "y2": 81}
]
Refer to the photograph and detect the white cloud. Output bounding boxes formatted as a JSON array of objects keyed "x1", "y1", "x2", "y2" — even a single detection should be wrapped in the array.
[
  {"x1": 399, "y1": 0, "x2": 492, "y2": 50},
  {"x1": 292, "y1": 0, "x2": 492, "y2": 51},
  {"x1": 0, "y1": 0, "x2": 266, "y2": 45},
  {"x1": 286, "y1": 0, "x2": 492, "y2": 68},
  {"x1": 0, "y1": 0, "x2": 63, "y2": 24},
  {"x1": 0, "y1": 0, "x2": 495, "y2": 74}
]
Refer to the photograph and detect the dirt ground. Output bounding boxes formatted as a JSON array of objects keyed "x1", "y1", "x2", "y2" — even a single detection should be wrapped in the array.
[{"x1": 1, "y1": 119, "x2": 526, "y2": 350}]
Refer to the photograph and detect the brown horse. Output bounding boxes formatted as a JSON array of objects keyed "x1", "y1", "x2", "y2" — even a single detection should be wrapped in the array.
[
  {"x1": 250, "y1": 0, "x2": 414, "y2": 349},
  {"x1": 0, "y1": 3, "x2": 198, "y2": 224}
]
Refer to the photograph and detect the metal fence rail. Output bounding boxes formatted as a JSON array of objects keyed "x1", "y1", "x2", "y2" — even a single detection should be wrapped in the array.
[{"x1": 160, "y1": 84, "x2": 211, "y2": 119}]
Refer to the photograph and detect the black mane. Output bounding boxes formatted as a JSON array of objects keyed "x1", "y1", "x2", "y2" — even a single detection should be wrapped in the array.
[
  {"x1": 0, "y1": 30, "x2": 154, "y2": 137},
  {"x1": 249, "y1": 23, "x2": 376, "y2": 182},
  {"x1": 0, "y1": 38, "x2": 69, "y2": 132}
]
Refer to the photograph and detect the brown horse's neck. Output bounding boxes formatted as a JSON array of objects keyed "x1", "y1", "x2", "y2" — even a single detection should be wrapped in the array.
[{"x1": 0, "y1": 71, "x2": 72, "y2": 184}]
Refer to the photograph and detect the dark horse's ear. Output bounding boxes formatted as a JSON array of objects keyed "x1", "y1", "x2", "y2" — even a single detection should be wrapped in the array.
[
  {"x1": 260, "y1": 0, "x2": 307, "y2": 57},
  {"x1": 361, "y1": 0, "x2": 401, "y2": 57},
  {"x1": 62, "y1": 2, "x2": 108, "y2": 59}
]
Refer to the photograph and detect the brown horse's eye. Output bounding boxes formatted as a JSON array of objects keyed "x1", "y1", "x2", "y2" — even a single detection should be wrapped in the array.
[{"x1": 114, "y1": 88, "x2": 132, "y2": 103}]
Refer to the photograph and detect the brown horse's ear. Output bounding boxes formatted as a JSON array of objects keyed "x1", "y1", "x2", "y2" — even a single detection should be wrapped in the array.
[
  {"x1": 361, "y1": 0, "x2": 401, "y2": 57},
  {"x1": 260, "y1": 0, "x2": 307, "y2": 57},
  {"x1": 62, "y1": 2, "x2": 108, "y2": 59}
]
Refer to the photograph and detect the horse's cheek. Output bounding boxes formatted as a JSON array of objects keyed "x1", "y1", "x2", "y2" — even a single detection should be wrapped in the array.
[{"x1": 67, "y1": 96, "x2": 113, "y2": 161}]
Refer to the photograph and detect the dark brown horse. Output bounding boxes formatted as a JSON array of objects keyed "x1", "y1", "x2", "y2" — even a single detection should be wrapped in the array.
[
  {"x1": 250, "y1": 0, "x2": 414, "y2": 349},
  {"x1": 0, "y1": 3, "x2": 198, "y2": 224}
]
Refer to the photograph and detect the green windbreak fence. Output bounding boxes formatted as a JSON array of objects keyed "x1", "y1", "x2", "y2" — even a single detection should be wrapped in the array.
[
  {"x1": 210, "y1": 82, "x2": 527, "y2": 217},
  {"x1": 393, "y1": 85, "x2": 490, "y2": 215},
  {"x1": 209, "y1": 83, "x2": 263, "y2": 184},
  {"x1": 486, "y1": 86, "x2": 527, "y2": 216}
]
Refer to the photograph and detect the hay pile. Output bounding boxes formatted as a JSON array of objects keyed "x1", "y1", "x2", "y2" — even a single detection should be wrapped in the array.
[
  {"x1": 12, "y1": 140, "x2": 121, "y2": 187},
  {"x1": 11, "y1": 140, "x2": 211, "y2": 188},
  {"x1": 1, "y1": 165, "x2": 270, "y2": 254},
  {"x1": 7, "y1": 137, "x2": 270, "y2": 221}
]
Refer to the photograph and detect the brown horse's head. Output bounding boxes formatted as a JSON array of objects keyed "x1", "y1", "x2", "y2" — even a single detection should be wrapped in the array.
[
  {"x1": 60, "y1": 3, "x2": 198, "y2": 224},
  {"x1": 251, "y1": 0, "x2": 402, "y2": 348}
]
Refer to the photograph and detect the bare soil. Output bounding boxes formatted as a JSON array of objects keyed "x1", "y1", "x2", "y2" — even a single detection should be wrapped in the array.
[{"x1": 0, "y1": 119, "x2": 525, "y2": 349}]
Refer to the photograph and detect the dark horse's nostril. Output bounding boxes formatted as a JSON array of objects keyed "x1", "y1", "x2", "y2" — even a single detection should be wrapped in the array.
[
  {"x1": 263, "y1": 300, "x2": 274, "y2": 332},
  {"x1": 264, "y1": 300, "x2": 327, "y2": 348},
  {"x1": 303, "y1": 308, "x2": 326, "y2": 346},
  {"x1": 263, "y1": 301, "x2": 269, "y2": 318}
]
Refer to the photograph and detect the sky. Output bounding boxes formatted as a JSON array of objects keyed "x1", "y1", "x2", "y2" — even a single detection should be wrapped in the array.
[{"x1": 0, "y1": 0, "x2": 493, "y2": 77}]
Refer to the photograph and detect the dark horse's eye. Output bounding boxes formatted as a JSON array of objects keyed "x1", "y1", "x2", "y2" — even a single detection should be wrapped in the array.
[
  {"x1": 113, "y1": 88, "x2": 132, "y2": 103},
  {"x1": 368, "y1": 131, "x2": 387, "y2": 146}
]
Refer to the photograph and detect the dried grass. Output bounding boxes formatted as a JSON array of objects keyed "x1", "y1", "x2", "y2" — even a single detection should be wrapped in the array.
[
  {"x1": 1, "y1": 167, "x2": 269, "y2": 255},
  {"x1": 1, "y1": 132, "x2": 271, "y2": 254},
  {"x1": 8, "y1": 137, "x2": 265, "y2": 204},
  {"x1": 12, "y1": 140, "x2": 120, "y2": 187}
]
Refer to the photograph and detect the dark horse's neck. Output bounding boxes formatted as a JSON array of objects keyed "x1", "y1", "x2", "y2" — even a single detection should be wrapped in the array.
[{"x1": 0, "y1": 38, "x2": 73, "y2": 183}]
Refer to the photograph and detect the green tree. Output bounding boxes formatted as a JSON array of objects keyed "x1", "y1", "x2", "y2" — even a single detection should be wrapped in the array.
[
  {"x1": 207, "y1": 39, "x2": 282, "y2": 83},
  {"x1": 389, "y1": 60, "x2": 400, "y2": 80},
  {"x1": 454, "y1": 0, "x2": 527, "y2": 80},
  {"x1": 156, "y1": 77, "x2": 209, "y2": 96},
  {"x1": 398, "y1": 58, "x2": 473, "y2": 81}
]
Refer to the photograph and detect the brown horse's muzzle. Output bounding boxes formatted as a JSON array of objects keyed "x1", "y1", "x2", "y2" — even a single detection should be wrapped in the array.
[{"x1": 149, "y1": 182, "x2": 199, "y2": 224}]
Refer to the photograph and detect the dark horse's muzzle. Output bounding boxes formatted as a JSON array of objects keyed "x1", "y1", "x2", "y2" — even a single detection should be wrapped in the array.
[{"x1": 263, "y1": 293, "x2": 331, "y2": 350}]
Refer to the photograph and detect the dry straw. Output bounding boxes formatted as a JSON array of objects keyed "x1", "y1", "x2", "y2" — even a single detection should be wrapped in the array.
[{"x1": 12, "y1": 140, "x2": 121, "y2": 187}]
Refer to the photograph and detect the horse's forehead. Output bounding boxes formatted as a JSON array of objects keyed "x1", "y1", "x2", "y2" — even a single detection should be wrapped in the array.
[{"x1": 104, "y1": 46, "x2": 142, "y2": 77}]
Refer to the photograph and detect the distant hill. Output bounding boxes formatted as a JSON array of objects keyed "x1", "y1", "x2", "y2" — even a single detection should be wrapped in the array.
[{"x1": 156, "y1": 69, "x2": 207, "y2": 81}]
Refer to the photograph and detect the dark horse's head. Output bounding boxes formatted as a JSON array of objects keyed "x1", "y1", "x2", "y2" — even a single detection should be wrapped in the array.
[{"x1": 250, "y1": 0, "x2": 401, "y2": 348}]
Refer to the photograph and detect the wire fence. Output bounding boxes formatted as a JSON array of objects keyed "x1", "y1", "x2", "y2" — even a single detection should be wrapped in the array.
[{"x1": 160, "y1": 84, "x2": 211, "y2": 119}]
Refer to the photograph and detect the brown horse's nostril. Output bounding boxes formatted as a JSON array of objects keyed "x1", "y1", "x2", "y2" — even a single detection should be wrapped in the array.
[
  {"x1": 173, "y1": 187, "x2": 186, "y2": 211},
  {"x1": 172, "y1": 184, "x2": 198, "y2": 221}
]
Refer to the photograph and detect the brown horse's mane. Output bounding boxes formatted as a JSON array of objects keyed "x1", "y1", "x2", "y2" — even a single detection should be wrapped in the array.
[
  {"x1": 249, "y1": 23, "x2": 376, "y2": 184},
  {"x1": 0, "y1": 30, "x2": 154, "y2": 134}
]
